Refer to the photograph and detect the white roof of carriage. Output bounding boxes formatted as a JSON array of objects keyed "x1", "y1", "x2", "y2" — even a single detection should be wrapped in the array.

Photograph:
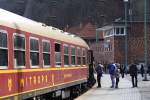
[{"x1": 0, "y1": 8, "x2": 89, "y2": 48}]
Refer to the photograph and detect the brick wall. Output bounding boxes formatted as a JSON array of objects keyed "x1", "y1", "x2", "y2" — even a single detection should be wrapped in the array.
[
  {"x1": 114, "y1": 36, "x2": 125, "y2": 64},
  {"x1": 90, "y1": 41, "x2": 105, "y2": 65},
  {"x1": 127, "y1": 22, "x2": 150, "y2": 65},
  {"x1": 104, "y1": 36, "x2": 114, "y2": 64},
  {"x1": 103, "y1": 22, "x2": 150, "y2": 66},
  {"x1": 111, "y1": 22, "x2": 150, "y2": 65}
]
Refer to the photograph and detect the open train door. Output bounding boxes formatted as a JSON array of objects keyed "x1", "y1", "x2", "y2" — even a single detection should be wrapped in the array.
[{"x1": 87, "y1": 50, "x2": 96, "y2": 87}]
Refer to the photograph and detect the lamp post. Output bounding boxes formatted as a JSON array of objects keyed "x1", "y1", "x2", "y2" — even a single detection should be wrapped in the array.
[
  {"x1": 143, "y1": 0, "x2": 148, "y2": 81},
  {"x1": 123, "y1": 0, "x2": 128, "y2": 73}
]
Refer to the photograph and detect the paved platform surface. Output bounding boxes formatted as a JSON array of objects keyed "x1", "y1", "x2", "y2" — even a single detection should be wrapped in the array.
[{"x1": 75, "y1": 74, "x2": 150, "y2": 100}]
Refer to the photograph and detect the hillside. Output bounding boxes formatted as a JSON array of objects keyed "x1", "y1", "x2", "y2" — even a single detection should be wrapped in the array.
[{"x1": 0, "y1": 0, "x2": 149, "y2": 29}]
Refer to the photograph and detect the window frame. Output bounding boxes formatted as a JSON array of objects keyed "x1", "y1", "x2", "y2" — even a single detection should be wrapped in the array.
[
  {"x1": 42, "y1": 39, "x2": 51, "y2": 68},
  {"x1": 63, "y1": 44, "x2": 69, "y2": 67},
  {"x1": 71, "y1": 46, "x2": 76, "y2": 66},
  {"x1": 30, "y1": 37, "x2": 40, "y2": 68},
  {"x1": 77, "y1": 47, "x2": 81, "y2": 66},
  {"x1": 13, "y1": 33, "x2": 26, "y2": 69},
  {"x1": 82, "y1": 48, "x2": 86, "y2": 66},
  {"x1": 55, "y1": 42, "x2": 61, "y2": 67},
  {"x1": 114, "y1": 27, "x2": 126, "y2": 36},
  {"x1": 0, "y1": 30, "x2": 8, "y2": 69}
]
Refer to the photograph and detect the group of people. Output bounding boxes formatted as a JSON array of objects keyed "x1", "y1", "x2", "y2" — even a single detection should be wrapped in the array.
[
  {"x1": 95, "y1": 62, "x2": 121, "y2": 88},
  {"x1": 95, "y1": 61, "x2": 139, "y2": 89}
]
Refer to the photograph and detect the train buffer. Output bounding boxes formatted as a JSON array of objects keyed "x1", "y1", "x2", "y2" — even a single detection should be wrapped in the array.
[{"x1": 75, "y1": 74, "x2": 150, "y2": 100}]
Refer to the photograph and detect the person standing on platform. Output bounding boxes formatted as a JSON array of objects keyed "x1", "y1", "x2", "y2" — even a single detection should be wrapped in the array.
[
  {"x1": 95, "y1": 63, "x2": 103, "y2": 88},
  {"x1": 120, "y1": 65, "x2": 125, "y2": 78},
  {"x1": 129, "y1": 61, "x2": 138, "y2": 88},
  {"x1": 140, "y1": 64, "x2": 144, "y2": 77},
  {"x1": 148, "y1": 64, "x2": 150, "y2": 76},
  {"x1": 115, "y1": 63, "x2": 120, "y2": 88},
  {"x1": 109, "y1": 63, "x2": 116, "y2": 88}
]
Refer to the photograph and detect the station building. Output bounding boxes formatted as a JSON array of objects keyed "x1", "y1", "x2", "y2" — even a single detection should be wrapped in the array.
[
  {"x1": 66, "y1": 21, "x2": 150, "y2": 67},
  {"x1": 98, "y1": 21, "x2": 150, "y2": 66}
]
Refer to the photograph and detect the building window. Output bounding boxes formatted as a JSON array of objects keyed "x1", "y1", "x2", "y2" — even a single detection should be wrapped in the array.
[
  {"x1": 30, "y1": 37, "x2": 39, "y2": 68},
  {"x1": 55, "y1": 43, "x2": 61, "y2": 66},
  {"x1": 13, "y1": 33, "x2": 25, "y2": 68},
  {"x1": 0, "y1": 30, "x2": 8, "y2": 68},
  {"x1": 116, "y1": 28, "x2": 120, "y2": 34},
  {"x1": 115, "y1": 27, "x2": 125, "y2": 35},
  {"x1": 82, "y1": 49, "x2": 86, "y2": 65},
  {"x1": 77, "y1": 48, "x2": 81, "y2": 65},
  {"x1": 121, "y1": 28, "x2": 124, "y2": 34},
  {"x1": 71, "y1": 47, "x2": 75, "y2": 65},
  {"x1": 42, "y1": 40, "x2": 50, "y2": 67},
  {"x1": 64, "y1": 45, "x2": 69, "y2": 66}
]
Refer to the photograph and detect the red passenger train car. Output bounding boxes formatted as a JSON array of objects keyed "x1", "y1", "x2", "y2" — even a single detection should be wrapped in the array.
[{"x1": 0, "y1": 9, "x2": 89, "y2": 100}]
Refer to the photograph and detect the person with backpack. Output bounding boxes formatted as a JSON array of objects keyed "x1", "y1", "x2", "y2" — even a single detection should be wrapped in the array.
[
  {"x1": 109, "y1": 63, "x2": 116, "y2": 88},
  {"x1": 95, "y1": 63, "x2": 103, "y2": 88}
]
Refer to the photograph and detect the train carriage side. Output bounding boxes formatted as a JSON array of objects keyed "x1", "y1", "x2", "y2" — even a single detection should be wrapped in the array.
[{"x1": 0, "y1": 9, "x2": 89, "y2": 100}]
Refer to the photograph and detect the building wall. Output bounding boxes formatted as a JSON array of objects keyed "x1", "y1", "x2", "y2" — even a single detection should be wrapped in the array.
[
  {"x1": 102, "y1": 22, "x2": 150, "y2": 66},
  {"x1": 114, "y1": 36, "x2": 125, "y2": 64},
  {"x1": 111, "y1": 22, "x2": 150, "y2": 65},
  {"x1": 90, "y1": 41, "x2": 105, "y2": 65},
  {"x1": 127, "y1": 22, "x2": 150, "y2": 65},
  {"x1": 104, "y1": 36, "x2": 114, "y2": 64}
]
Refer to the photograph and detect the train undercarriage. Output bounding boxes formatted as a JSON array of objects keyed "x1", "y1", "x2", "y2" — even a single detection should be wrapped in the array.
[{"x1": 25, "y1": 82, "x2": 88, "y2": 100}]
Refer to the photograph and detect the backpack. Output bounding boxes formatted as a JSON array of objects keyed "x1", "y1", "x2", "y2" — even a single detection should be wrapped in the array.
[
  {"x1": 96, "y1": 65, "x2": 103, "y2": 75},
  {"x1": 109, "y1": 64, "x2": 116, "y2": 75}
]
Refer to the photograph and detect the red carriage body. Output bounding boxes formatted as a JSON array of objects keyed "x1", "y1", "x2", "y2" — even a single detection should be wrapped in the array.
[{"x1": 0, "y1": 9, "x2": 89, "y2": 99}]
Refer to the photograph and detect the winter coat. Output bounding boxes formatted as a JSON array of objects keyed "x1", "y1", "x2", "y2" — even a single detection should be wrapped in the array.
[
  {"x1": 129, "y1": 64, "x2": 138, "y2": 76},
  {"x1": 96, "y1": 64, "x2": 103, "y2": 76}
]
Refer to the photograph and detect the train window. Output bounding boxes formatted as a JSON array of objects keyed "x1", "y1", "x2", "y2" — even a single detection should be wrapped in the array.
[
  {"x1": 82, "y1": 49, "x2": 86, "y2": 65},
  {"x1": 77, "y1": 48, "x2": 81, "y2": 65},
  {"x1": 13, "y1": 33, "x2": 25, "y2": 68},
  {"x1": 42, "y1": 40, "x2": 50, "y2": 67},
  {"x1": 64, "y1": 45, "x2": 69, "y2": 66},
  {"x1": 0, "y1": 30, "x2": 8, "y2": 68},
  {"x1": 55, "y1": 43, "x2": 61, "y2": 66},
  {"x1": 30, "y1": 37, "x2": 39, "y2": 68},
  {"x1": 71, "y1": 47, "x2": 75, "y2": 65}
]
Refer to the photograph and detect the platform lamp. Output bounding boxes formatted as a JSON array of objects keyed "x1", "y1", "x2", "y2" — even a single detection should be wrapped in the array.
[
  {"x1": 123, "y1": 0, "x2": 128, "y2": 73},
  {"x1": 143, "y1": 0, "x2": 148, "y2": 81}
]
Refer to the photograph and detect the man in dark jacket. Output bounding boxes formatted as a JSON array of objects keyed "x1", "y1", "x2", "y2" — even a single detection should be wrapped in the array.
[
  {"x1": 95, "y1": 63, "x2": 103, "y2": 88},
  {"x1": 140, "y1": 64, "x2": 144, "y2": 77},
  {"x1": 129, "y1": 62, "x2": 138, "y2": 88}
]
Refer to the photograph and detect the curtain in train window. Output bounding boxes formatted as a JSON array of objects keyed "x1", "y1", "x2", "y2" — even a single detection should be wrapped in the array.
[
  {"x1": 0, "y1": 31, "x2": 8, "y2": 67},
  {"x1": 64, "y1": 46, "x2": 69, "y2": 65},
  {"x1": 71, "y1": 47, "x2": 75, "y2": 65},
  {"x1": 77, "y1": 48, "x2": 81, "y2": 65},
  {"x1": 55, "y1": 43, "x2": 61, "y2": 66},
  {"x1": 30, "y1": 38, "x2": 39, "y2": 67},
  {"x1": 42, "y1": 41, "x2": 50, "y2": 67},
  {"x1": 14, "y1": 34, "x2": 25, "y2": 68}
]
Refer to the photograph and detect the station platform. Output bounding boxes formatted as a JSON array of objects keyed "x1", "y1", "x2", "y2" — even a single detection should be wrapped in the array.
[{"x1": 75, "y1": 74, "x2": 150, "y2": 100}]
